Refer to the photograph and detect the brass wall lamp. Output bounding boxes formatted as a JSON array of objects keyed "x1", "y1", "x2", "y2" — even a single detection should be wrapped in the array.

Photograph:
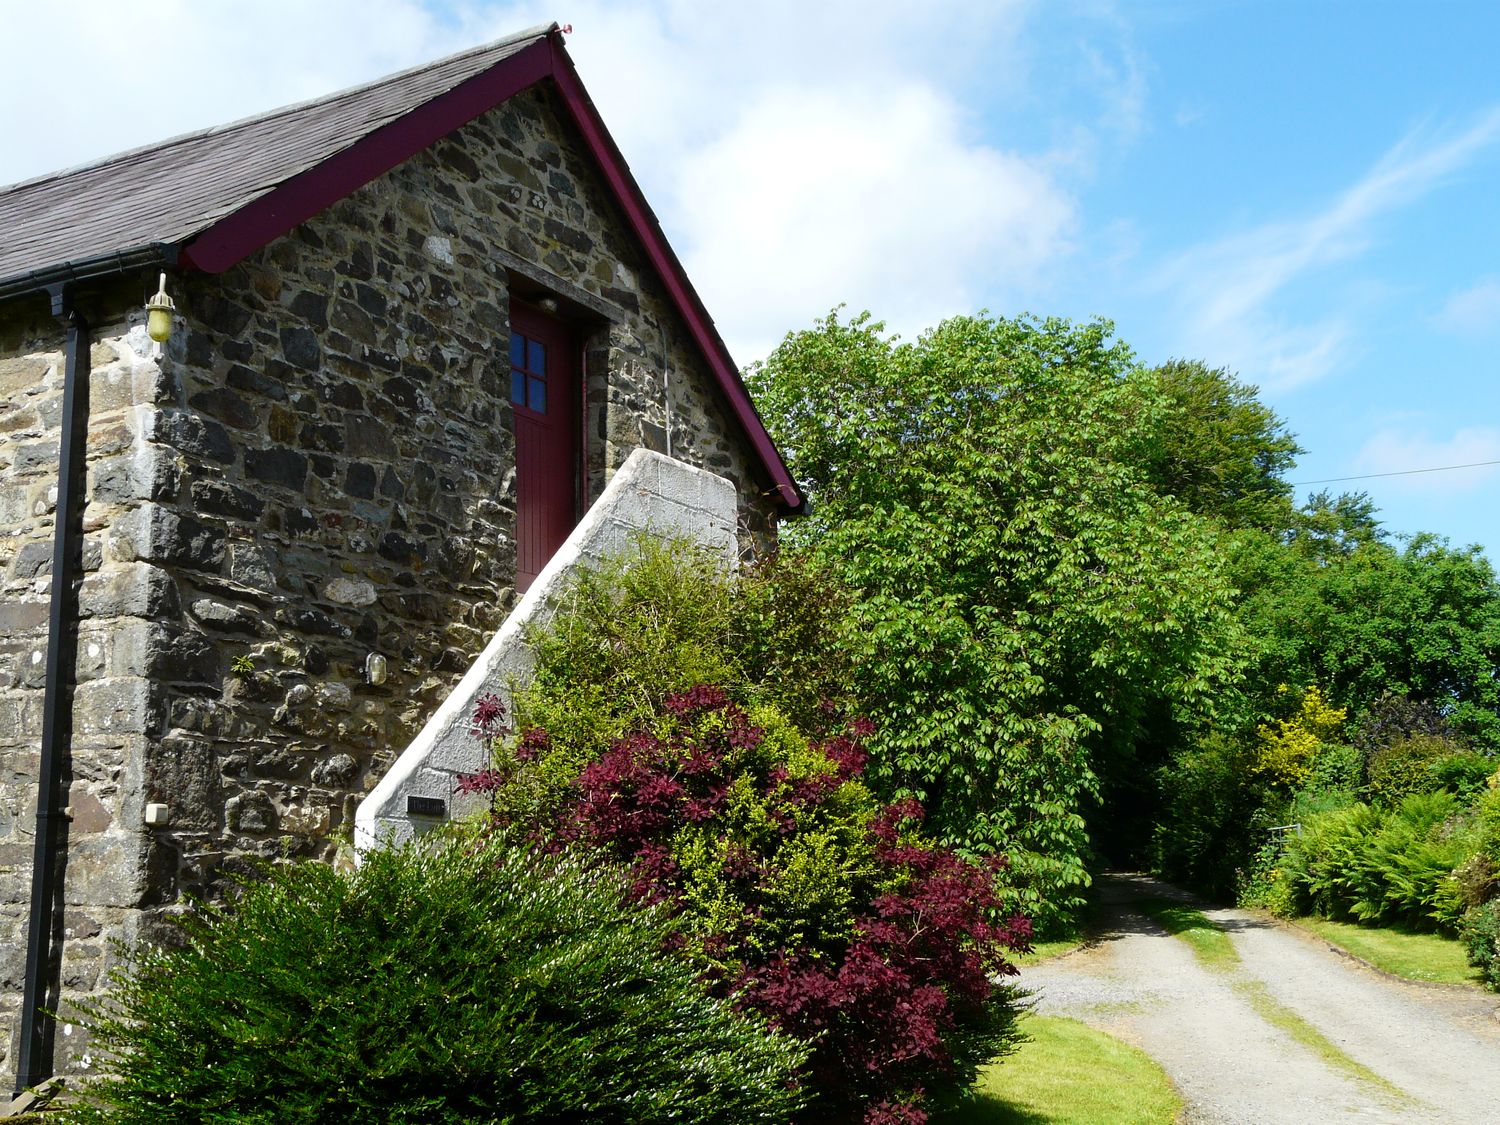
[{"x1": 145, "y1": 272, "x2": 175, "y2": 342}]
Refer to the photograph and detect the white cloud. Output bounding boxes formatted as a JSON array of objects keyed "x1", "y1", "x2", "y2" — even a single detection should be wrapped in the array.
[
  {"x1": 1433, "y1": 276, "x2": 1500, "y2": 336},
  {"x1": 670, "y1": 83, "x2": 1074, "y2": 361},
  {"x1": 1351, "y1": 426, "x2": 1500, "y2": 496},
  {"x1": 1152, "y1": 108, "x2": 1500, "y2": 391},
  {"x1": 1077, "y1": 23, "x2": 1149, "y2": 147}
]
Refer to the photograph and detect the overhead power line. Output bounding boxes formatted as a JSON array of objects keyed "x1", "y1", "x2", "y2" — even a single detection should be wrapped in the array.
[{"x1": 1290, "y1": 458, "x2": 1500, "y2": 486}]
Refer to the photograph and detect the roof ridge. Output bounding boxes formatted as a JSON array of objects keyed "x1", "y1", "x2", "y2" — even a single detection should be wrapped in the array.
[{"x1": 0, "y1": 23, "x2": 556, "y2": 196}]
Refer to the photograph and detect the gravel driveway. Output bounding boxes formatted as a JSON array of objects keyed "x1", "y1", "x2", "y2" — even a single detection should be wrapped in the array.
[{"x1": 1021, "y1": 873, "x2": 1500, "y2": 1123}]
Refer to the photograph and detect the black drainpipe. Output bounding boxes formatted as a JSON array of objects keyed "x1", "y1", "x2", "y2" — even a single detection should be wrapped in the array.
[{"x1": 14, "y1": 284, "x2": 90, "y2": 1096}]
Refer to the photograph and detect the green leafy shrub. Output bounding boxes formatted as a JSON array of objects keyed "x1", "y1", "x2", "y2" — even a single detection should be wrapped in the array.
[
  {"x1": 1366, "y1": 733, "x2": 1461, "y2": 807},
  {"x1": 513, "y1": 540, "x2": 856, "y2": 789},
  {"x1": 1428, "y1": 752, "x2": 1497, "y2": 801},
  {"x1": 1238, "y1": 837, "x2": 1301, "y2": 916},
  {"x1": 1268, "y1": 793, "x2": 1477, "y2": 931},
  {"x1": 1459, "y1": 900, "x2": 1500, "y2": 990},
  {"x1": 1302, "y1": 742, "x2": 1363, "y2": 797},
  {"x1": 66, "y1": 835, "x2": 808, "y2": 1125},
  {"x1": 1478, "y1": 782, "x2": 1500, "y2": 858}
]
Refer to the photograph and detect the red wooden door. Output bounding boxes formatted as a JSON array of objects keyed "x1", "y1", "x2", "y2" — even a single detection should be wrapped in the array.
[{"x1": 509, "y1": 305, "x2": 579, "y2": 591}]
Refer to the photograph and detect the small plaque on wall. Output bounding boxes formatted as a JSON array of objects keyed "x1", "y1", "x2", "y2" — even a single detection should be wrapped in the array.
[{"x1": 406, "y1": 795, "x2": 447, "y2": 818}]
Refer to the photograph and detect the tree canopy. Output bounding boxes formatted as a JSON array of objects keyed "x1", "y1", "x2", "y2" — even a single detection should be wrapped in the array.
[
  {"x1": 748, "y1": 305, "x2": 1500, "y2": 929},
  {"x1": 748, "y1": 311, "x2": 1239, "y2": 924},
  {"x1": 1140, "y1": 358, "x2": 1304, "y2": 532}
]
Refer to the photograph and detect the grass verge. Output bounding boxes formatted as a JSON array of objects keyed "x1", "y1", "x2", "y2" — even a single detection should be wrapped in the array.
[
  {"x1": 933, "y1": 1014, "x2": 1181, "y2": 1125},
  {"x1": 1013, "y1": 936, "x2": 1088, "y2": 966},
  {"x1": 1292, "y1": 916, "x2": 1483, "y2": 986},
  {"x1": 1234, "y1": 979, "x2": 1406, "y2": 1100},
  {"x1": 1134, "y1": 899, "x2": 1236, "y2": 969},
  {"x1": 1013, "y1": 898, "x2": 1102, "y2": 966}
]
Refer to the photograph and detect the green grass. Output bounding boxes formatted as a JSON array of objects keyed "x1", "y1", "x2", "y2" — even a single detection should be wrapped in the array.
[
  {"x1": 933, "y1": 1014, "x2": 1182, "y2": 1124},
  {"x1": 1013, "y1": 936, "x2": 1087, "y2": 966},
  {"x1": 1013, "y1": 901, "x2": 1101, "y2": 966},
  {"x1": 1293, "y1": 916, "x2": 1484, "y2": 986},
  {"x1": 1135, "y1": 900, "x2": 1236, "y2": 968}
]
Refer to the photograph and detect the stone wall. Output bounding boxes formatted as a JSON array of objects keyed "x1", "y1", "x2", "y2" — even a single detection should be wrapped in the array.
[{"x1": 0, "y1": 83, "x2": 782, "y2": 1085}]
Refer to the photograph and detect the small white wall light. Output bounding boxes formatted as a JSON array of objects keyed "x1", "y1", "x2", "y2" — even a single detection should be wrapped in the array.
[
  {"x1": 144, "y1": 802, "x2": 171, "y2": 827},
  {"x1": 365, "y1": 653, "x2": 389, "y2": 685},
  {"x1": 145, "y1": 273, "x2": 176, "y2": 343}
]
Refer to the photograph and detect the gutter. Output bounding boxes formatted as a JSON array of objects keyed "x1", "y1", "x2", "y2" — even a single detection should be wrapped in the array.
[
  {"x1": 0, "y1": 243, "x2": 176, "y2": 303},
  {"x1": 14, "y1": 284, "x2": 91, "y2": 1096}
]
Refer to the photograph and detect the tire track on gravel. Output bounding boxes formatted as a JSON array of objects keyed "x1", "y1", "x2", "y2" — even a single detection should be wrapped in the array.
[{"x1": 1021, "y1": 873, "x2": 1500, "y2": 1123}]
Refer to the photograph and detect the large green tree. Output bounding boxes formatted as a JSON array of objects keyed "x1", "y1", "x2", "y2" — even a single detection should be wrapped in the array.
[
  {"x1": 1229, "y1": 528, "x2": 1500, "y2": 747},
  {"x1": 748, "y1": 311, "x2": 1238, "y2": 926},
  {"x1": 1141, "y1": 359, "x2": 1304, "y2": 532}
]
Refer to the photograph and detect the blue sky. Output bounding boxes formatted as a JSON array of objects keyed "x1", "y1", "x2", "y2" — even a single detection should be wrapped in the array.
[{"x1": 5, "y1": 1, "x2": 1499, "y2": 556}]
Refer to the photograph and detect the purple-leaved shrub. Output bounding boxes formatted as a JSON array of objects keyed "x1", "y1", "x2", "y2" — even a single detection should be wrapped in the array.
[{"x1": 462, "y1": 686, "x2": 1029, "y2": 1123}]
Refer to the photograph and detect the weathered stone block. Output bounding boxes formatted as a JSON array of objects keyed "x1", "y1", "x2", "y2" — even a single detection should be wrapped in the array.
[
  {"x1": 274, "y1": 606, "x2": 350, "y2": 638},
  {"x1": 13, "y1": 439, "x2": 59, "y2": 474},
  {"x1": 323, "y1": 577, "x2": 376, "y2": 606},
  {"x1": 89, "y1": 445, "x2": 175, "y2": 507},
  {"x1": 0, "y1": 481, "x2": 29, "y2": 522},
  {"x1": 66, "y1": 788, "x2": 112, "y2": 834},
  {"x1": 148, "y1": 737, "x2": 221, "y2": 830},
  {"x1": 88, "y1": 362, "x2": 138, "y2": 413},
  {"x1": 227, "y1": 543, "x2": 279, "y2": 594},
  {"x1": 122, "y1": 506, "x2": 225, "y2": 571},
  {"x1": 86, "y1": 419, "x2": 133, "y2": 458},
  {"x1": 0, "y1": 693, "x2": 43, "y2": 743},
  {"x1": 225, "y1": 790, "x2": 277, "y2": 834},
  {"x1": 153, "y1": 409, "x2": 234, "y2": 463},
  {"x1": 79, "y1": 563, "x2": 178, "y2": 619},
  {"x1": 189, "y1": 598, "x2": 258, "y2": 634},
  {"x1": 0, "y1": 602, "x2": 47, "y2": 633},
  {"x1": 280, "y1": 803, "x2": 330, "y2": 835},
  {"x1": 62, "y1": 832, "x2": 148, "y2": 907},
  {"x1": 188, "y1": 387, "x2": 258, "y2": 431},
  {"x1": 225, "y1": 363, "x2": 288, "y2": 401},
  {"x1": 148, "y1": 625, "x2": 219, "y2": 686},
  {"x1": 288, "y1": 291, "x2": 329, "y2": 330},
  {"x1": 279, "y1": 326, "x2": 321, "y2": 370},
  {"x1": 190, "y1": 479, "x2": 265, "y2": 521},
  {"x1": 344, "y1": 461, "x2": 377, "y2": 499},
  {"x1": 345, "y1": 416, "x2": 396, "y2": 458},
  {"x1": 244, "y1": 447, "x2": 308, "y2": 491},
  {"x1": 9, "y1": 541, "x2": 51, "y2": 582},
  {"x1": 311, "y1": 753, "x2": 358, "y2": 787},
  {"x1": 73, "y1": 678, "x2": 155, "y2": 737},
  {"x1": 63, "y1": 910, "x2": 103, "y2": 940}
]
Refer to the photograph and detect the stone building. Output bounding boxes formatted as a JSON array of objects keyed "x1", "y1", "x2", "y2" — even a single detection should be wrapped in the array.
[{"x1": 0, "y1": 23, "x2": 801, "y2": 1092}]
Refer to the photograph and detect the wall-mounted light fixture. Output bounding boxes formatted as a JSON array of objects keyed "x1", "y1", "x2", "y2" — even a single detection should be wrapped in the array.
[
  {"x1": 145, "y1": 272, "x2": 176, "y2": 343},
  {"x1": 365, "y1": 653, "x2": 389, "y2": 685}
]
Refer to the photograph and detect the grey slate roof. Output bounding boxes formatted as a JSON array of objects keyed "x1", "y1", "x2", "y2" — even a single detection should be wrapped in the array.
[{"x1": 0, "y1": 25, "x2": 551, "y2": 294}]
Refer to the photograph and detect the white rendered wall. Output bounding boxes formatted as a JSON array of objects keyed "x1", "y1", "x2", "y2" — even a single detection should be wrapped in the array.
[{"x1": 354, "y1": 449, "x2": 739, "y2": 852}]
